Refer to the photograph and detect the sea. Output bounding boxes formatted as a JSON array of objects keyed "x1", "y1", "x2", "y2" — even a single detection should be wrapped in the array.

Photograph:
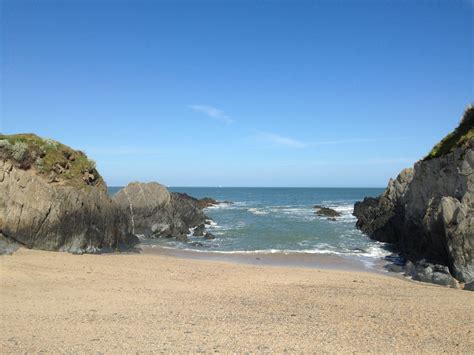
[{"x1": 108, "y1": 187, "x2": 392, "y2": 268}]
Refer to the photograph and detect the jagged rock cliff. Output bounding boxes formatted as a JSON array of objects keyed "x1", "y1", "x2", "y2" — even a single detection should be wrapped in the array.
[
  {"x1": 354, "y1": 107, "x2": 474, "y2": 283},
  {"x1": 0, "y1": 134, "x2": 138, "y2": 253},
  {"x1": 113, "y1": 182, "x2": 210, "y2": 241}
]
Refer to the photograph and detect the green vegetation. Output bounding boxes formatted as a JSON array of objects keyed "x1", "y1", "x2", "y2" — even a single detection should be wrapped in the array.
[
  {"x1": 425, "y1": 106, "x2": 474, "y2": 160},
  {"x1": 0, "y1": 133, "x2": 101, "y2": 187}
]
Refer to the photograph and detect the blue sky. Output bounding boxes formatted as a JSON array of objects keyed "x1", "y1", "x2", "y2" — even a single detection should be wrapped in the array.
[{"x1": 1, "y1": 0, "x2": 472, "y2": 187}]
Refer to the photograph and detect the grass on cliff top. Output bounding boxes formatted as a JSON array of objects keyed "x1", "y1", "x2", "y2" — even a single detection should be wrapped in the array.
[
  {"x1": 425, "y1": 106, "x2": 474, "y2": 160},
  {"x1": 0, "y1": 133, "x2": 99, "y2": 187}
]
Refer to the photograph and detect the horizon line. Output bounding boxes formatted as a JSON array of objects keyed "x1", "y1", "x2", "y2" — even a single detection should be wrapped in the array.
[{"x1": 108, "y1": 185, "x2": 386, "y2": 189}]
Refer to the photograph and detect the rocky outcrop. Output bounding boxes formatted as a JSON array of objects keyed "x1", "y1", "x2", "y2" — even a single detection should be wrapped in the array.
[
  {"x1": 354, "y1": 168, "x2": 414, "y2": 243},
  {"x1": 193, "y1": 224, "x2": 207, "y2": 236},
  {"x1": 354, "y1": 107, "x2": 474, "y2": 284},
  {"x1": 113, "y1": 182, "x2": 210, "y2": 241},
  {"x1": 0, "y1": 134, "x2": 138, "y2": 253},
  {"x1": 314, "y1": 205, "x2": 341, "y2": 218},
  {"x1": 194, "y1": 196, "x2": 219, "y2": 209}
]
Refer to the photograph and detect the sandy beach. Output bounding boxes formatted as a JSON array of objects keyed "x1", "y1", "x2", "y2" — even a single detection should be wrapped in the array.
[{"x1": 1, "y1": 248, "x2": 473, "y2": 353}]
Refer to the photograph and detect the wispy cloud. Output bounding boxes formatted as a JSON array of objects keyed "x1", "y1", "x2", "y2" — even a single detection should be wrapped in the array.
[
  {"x1": 189, "y1": 105, "x2": 234, "y2": 124},
  {"x1": 310, "y1": 137, "x2": 407, "y2": 146},
  {"x1": 252, "y1": 131, "x2": 307, "y2": 148},
  {"x1": 249, "y1": 132, "x2": 407, "y2": 149}
]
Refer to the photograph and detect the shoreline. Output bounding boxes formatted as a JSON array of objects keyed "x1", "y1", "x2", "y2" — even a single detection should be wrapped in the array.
[
  {"x1": 139, "y1": 244, "x2": 393, "y2": 276},
  {"x1": 2, "y1": 248, "x2": 472, "y2": 352}
]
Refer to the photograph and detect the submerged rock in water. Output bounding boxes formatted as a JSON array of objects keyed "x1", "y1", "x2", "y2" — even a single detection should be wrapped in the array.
[
  {"x1": 173, "y1": 193, "x2": 221, "y2": 209},
  {"x1": 193, "y1": 224, "x2": 206, "y2": 237},
  {"x1": 314, "y1": 206, "x2": 341, "y2": 218},
  {"x1": 204, "y1": 232, "x2": 216, "y2": 240},
  {"x1": 353, "y1": 106, "x2": 474, "y2": 285},
  {"x1": 196, "y1": 197, "x2": 219, "y2": 209},
  {"x1": 113, "y1": 183, "x2": 209, "y2": 241},
  {"x1": 189, "y1": 241, "x2": 205, "y2": 247},
  {"x1": 0, "y1": 134, "x2": 138, "y2": 253}
]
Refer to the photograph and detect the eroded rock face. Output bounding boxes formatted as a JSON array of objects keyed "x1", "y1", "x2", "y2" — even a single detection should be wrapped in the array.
[
  {"x1": 0, "y1": 148, "x2": 138, "y2": 254},
  {"x1": 354, "y1": 168, "x2": 414, "y2": 244},
  {"x1": 354, "y1": 108, "x2": 473, "y2": 283},
  {"x1": 113, "y1": 182, "x2": 208, "y2": 241}
]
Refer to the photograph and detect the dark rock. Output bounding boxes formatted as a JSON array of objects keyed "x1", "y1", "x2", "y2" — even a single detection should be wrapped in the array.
[
  {"x1": 113, "y1": 183, "x2": 209, "y2": 242},
  {"x1": 193, "y1": 224, "x2": 206, "y2": 237},
  {"x1": 315, "y1": 206, "x2": 341, "y2": 218},
  {"x1": 196, "y1": 197, "x2": 219, "y2": 209},
  {"x1": 404, "y1": 260, "x2": 416, "y2": 277},
  {"x1": 384, "y1": 254, "x2": 406, "y2": 266},
  {"x1": 384, "y1": 263, "x2": 405, "y2": 273},
  {"x1": 63, "y1": 150, "x2": 75, "y2": 162},
  {"x1": 204, "y1": 232, "x2": 216, "y2": 240},
  {"x1": 189, "y1": 241, "x2": 204, "y2": 247},
  {"x1": 463, "y1": 282, "x2": 474, "y2": 291},
  {"x1": 174, "y1": 193, "x2": 219, "y2": 209},
  {"x1": 431, "y1": 272, "x2": 459, "y2": 288},
  {"x1": 0, "y1": 233, "x2": 19, "y2": 255},
  {"x1": 405, "y1": 260, "x2": 459, "y2": 288},
  {"x1": 353, "y1": 106, "x2": 474, "y2": 283}
]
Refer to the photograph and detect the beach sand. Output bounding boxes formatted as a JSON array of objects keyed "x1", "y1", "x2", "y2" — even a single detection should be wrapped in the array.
[{"x1": 1, "y1": 248, "x2": 473, "y2": 353}]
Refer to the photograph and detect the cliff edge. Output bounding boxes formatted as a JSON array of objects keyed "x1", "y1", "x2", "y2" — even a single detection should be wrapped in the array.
[{"x1": 353, "y1": 106, "x2": 473, "y2": 284}]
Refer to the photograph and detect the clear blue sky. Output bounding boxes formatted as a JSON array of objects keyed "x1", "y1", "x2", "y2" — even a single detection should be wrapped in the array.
[{"x1": 1, "y1": 0, "x2": 472, "y2": 187}]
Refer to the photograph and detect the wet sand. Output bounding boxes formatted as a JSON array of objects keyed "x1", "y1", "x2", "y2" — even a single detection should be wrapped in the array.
[
  {"x1": 142, "y1": 244, "x2": 389, "y2": 273},
  {"x1": 1, "y1": 248, "x2": 473, "y2": 353}
]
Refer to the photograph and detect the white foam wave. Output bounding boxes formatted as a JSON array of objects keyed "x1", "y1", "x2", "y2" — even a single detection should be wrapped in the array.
[
  {"x1": 155, "y1": 246, "x2": 343, "y2": 255},
  {"x1": 333, "y1": 205, "x2": 354, "y2": 213},
  {"x1": 357, "y1": 244, "x2": 392, "y2": 258},
  {"x1": 312, "y1": 203, "x2": 357, "y2": 223},
  {"x1": 265, "y1": 206, "x2": 314, "y2": 221},
  {"x1": 205, "y1": 203, "x2": 230, "y2": 210},
  {"x1": 205, "y1": 201, "x2": 249, "y2": 210},
  {"x1": 248, "y1": 207, "x2": 268, "y2": 215},
  {"x1": 153, "y1": 244, "x2": 390, "y2": 259}
]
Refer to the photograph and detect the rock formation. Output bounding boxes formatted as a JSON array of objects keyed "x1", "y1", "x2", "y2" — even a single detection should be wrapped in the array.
[
  {"x1": 113, "y1": 182, "x2": 212, "y2": 241},
  {"x1": 191, "y1": 196, "x2": 219, "y2": 209},
  {"x1": 314, "y1": 205, "x2": 341, "y2": 218},
  {"x1": 354, "y1": 106, "x2": 474, "y2": 284},
  {"x1": 0, "y1": 134, "x2": 138, "y2": 253}
]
